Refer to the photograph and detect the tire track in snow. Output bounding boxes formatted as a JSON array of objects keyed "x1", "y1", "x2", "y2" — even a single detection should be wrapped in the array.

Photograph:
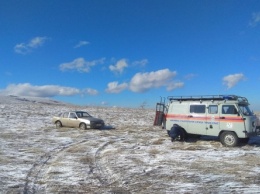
[
  {"x1": 92, "y1": 139, "x2": 131, "y2": 193},
  {"x1": 94, "y1": 141, "x2": 119, "y2": 186},
  {"x1": 23, "y1": 139, "x2": 88, "y2": 194},
  {"x1": 23, "y1": 137, "x2": 127, "y2": 193}
]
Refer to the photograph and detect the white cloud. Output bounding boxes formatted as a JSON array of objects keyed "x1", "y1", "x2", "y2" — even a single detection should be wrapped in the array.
[
  {"x1": 0, "y1": 83, "x2": 81, "y2": 97},
  {"x1": 82, "y1": 88, "x2": 98, "y2": 95},
  {"x1": 59, "y1": 57, "x2": 105, "y2": 73},
  {"x1": 129, "y1": 68, "x2": 183, "y2": 92},
  {"x1": 74, "y1": 41, "x2": 89, "y2": 48},
  {"x1": 109, "y1": 59, "x2": 128, "y2": 74},
  {"x1": 184, "y1": 73, "x2": 197, "y2": 80},
  {"x1": 14, "y1": 36, "x2": 48, "y2": 54},
  {"x1": 166, "y1": 82, "x2": 184, "y2": 91},
  {"x1": 132, "y1": 59, "x2": 148, "y2": 67},
  {"x1": 249, "y1": 12, "x2": 260, "y2": 27},
  {"x1": 222, "y1": 73, "x2": 245, "y2": 89},
  {"x1": 0, "y1": 84, "x2": 101, "y2": 98},
  {"x1": 105, "y1": 81, "x2": 128, "y2": 93},
  {"x1": 28, "y1": 37, "x2": 47, "y2": 48}
]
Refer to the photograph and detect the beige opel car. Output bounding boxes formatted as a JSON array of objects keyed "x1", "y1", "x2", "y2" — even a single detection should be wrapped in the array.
[{"x1": 52, "y1": 111, "x2": 105, "y2": 129}]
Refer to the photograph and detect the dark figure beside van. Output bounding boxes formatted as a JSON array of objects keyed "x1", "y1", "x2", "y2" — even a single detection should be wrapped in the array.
[{"x1": 167, "y1": 124, "x2": 185, "y2": 142}]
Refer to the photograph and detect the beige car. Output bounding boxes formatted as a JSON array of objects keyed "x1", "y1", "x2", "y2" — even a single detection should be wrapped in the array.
[{"x1": 52, "y1": 111, "x2": 105, "y2": 129}]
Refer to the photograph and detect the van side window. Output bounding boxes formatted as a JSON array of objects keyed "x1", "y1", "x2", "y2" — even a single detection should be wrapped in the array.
[
  {"x1": 208, "y1": 105, "x2": 218, "y2": 114},
  {"x1": 190, "y1": 105, "x2": 205, "y2": 113},
  {"x1": 222, "y1": 105, "x2": 238, "y2": 114}
]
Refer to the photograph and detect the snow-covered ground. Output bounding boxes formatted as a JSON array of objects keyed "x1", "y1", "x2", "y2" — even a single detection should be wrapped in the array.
[{"x1": 1, "y1": 95, "x2": 260, "y2": 194}]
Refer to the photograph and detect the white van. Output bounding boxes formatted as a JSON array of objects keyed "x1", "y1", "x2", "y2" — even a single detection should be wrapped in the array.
[{"x1": 154, "y1": 95, "x2": 258, "y2": 147}]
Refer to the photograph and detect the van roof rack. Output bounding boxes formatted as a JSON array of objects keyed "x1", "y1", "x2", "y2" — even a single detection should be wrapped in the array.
[{"x1": 168, "y1": 95, "x2": 248, "y2": 103}]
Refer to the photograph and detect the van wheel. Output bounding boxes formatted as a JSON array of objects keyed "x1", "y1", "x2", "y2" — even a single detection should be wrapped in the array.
[
  {"x1": 220, "y1": 132, "x2": 238, "y2": 147},
  {"x1": 79, "y1": 123, "x2": 86, "y2": 130}
]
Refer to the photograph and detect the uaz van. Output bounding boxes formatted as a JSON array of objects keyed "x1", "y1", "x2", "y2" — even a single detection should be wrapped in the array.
[{"x1": 154, "y1": 95, "x2": 258, "y2": 147}]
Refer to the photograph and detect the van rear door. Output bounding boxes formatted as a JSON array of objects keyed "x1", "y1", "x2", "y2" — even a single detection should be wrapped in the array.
[{"x1": 154, "y1": 103, "x2": 165, "y2": 126}]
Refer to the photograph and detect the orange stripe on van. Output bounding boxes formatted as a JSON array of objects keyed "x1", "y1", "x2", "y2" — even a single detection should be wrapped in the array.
[{"x1": 166, "y1": 114, "x2": 244, "y2": 123}]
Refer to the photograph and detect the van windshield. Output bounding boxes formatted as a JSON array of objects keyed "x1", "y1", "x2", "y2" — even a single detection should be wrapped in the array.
[{"x1": 238, "y1": 105, "x2": 253, "y2": 116}]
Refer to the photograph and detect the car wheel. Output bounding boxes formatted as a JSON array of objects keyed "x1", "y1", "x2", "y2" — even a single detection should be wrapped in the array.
[
  {"x1": 56, "y1": 121, "x2": 62, "y2": 128},
  {"x1": 220, "y1": 131, "x2": 238, "y2": 147},
  {"x1": 79, "y1": 123, "x2": 86, "y2": 130}
]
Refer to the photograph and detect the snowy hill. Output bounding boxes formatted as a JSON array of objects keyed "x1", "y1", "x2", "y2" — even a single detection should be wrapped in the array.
[
  {"x1": 1, "y1": 95, "x2": 260, "y2": 193},
  {"x1": 0, "y1": 95, "x2": 64, "y2": 105}
]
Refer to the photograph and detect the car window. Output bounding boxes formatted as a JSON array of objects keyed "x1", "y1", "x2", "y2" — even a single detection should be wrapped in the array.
[
  {"x1": 82, "y1": 112, "x2": 91, "y2": 117},
  {"x1": 63, "y1": 112, "x2": 69, "y2": 118},
  {"x1": 69, "y1": 112, "x2": 77, "y2": 118},
  {"x1": 76, "y1": 112, "x2": 82, "y2": 118}
]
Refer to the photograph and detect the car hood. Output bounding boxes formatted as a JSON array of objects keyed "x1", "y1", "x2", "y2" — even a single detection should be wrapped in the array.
[{"x1": 80, "y1": 117, "x2": 104, "y2": 122}]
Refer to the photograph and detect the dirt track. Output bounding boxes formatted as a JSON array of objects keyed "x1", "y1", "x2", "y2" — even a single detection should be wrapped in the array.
[{"x1": 1, "y1": 96, "x2": 260, "y2": 193}]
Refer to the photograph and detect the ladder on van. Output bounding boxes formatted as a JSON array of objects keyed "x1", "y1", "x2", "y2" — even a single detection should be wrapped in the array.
[{"x1": 153, "y1": 97, "x2": 166, "y2": 126}]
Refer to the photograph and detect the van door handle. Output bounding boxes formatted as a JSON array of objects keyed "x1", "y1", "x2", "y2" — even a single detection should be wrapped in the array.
[
  {"x1": 188, "y1": 115, "x2": 193, "y2": 118},
  {"x1": 220, "y1": 117, "x2": 225, "y2": 119}
]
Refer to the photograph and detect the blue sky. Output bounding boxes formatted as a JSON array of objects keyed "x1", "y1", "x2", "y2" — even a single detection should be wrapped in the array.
[{"x1": 0, "y1": 0, "x2": 260, "y2": 109}]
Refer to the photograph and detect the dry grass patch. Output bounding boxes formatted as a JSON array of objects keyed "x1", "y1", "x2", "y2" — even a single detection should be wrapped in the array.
[
  {"x1": 43, "y1": 127, "x2": 55, "y2": 132},
  {"x1": 125, "y1": 128, "x2": 137, "y2": 134},
  {"x1": 56, "y1": 127, "x2": 74, "y2": 132},
  {"x1": 47, "y1": 170, "x2": 64, "y2": 175},
  {"x1": 1, "y1": 133, "x2": 14, "y2": 139},
  {"x1": 66, "y1": 145, "x2": 87, "y2": 153},
  {"x1": 131, "y1": 157, "x2": 145, "y2": 165},
  {"x1": 0, "y1": 156, "x2": 11, "y2": 163},
  {"x1": 79, "y1": 156, "x2": 93, "y2": 164},
  {"x1": 148, "y1": 148, "x2": 160, "y2": 156},
  {"x1": 151, "y1": 138, "x2": 165, "y2": 145},
  {"x1": 25, "y1": 147, "x2": 45, "y2": 154}
]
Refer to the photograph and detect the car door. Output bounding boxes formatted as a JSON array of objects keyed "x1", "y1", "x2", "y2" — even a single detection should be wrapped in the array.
[
  {"x1": 60, "y1": 112, "x2": 69, "y2": 127},
  {"x1": 67, "y1": 112, "x2": 80, "y2": 127}
]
